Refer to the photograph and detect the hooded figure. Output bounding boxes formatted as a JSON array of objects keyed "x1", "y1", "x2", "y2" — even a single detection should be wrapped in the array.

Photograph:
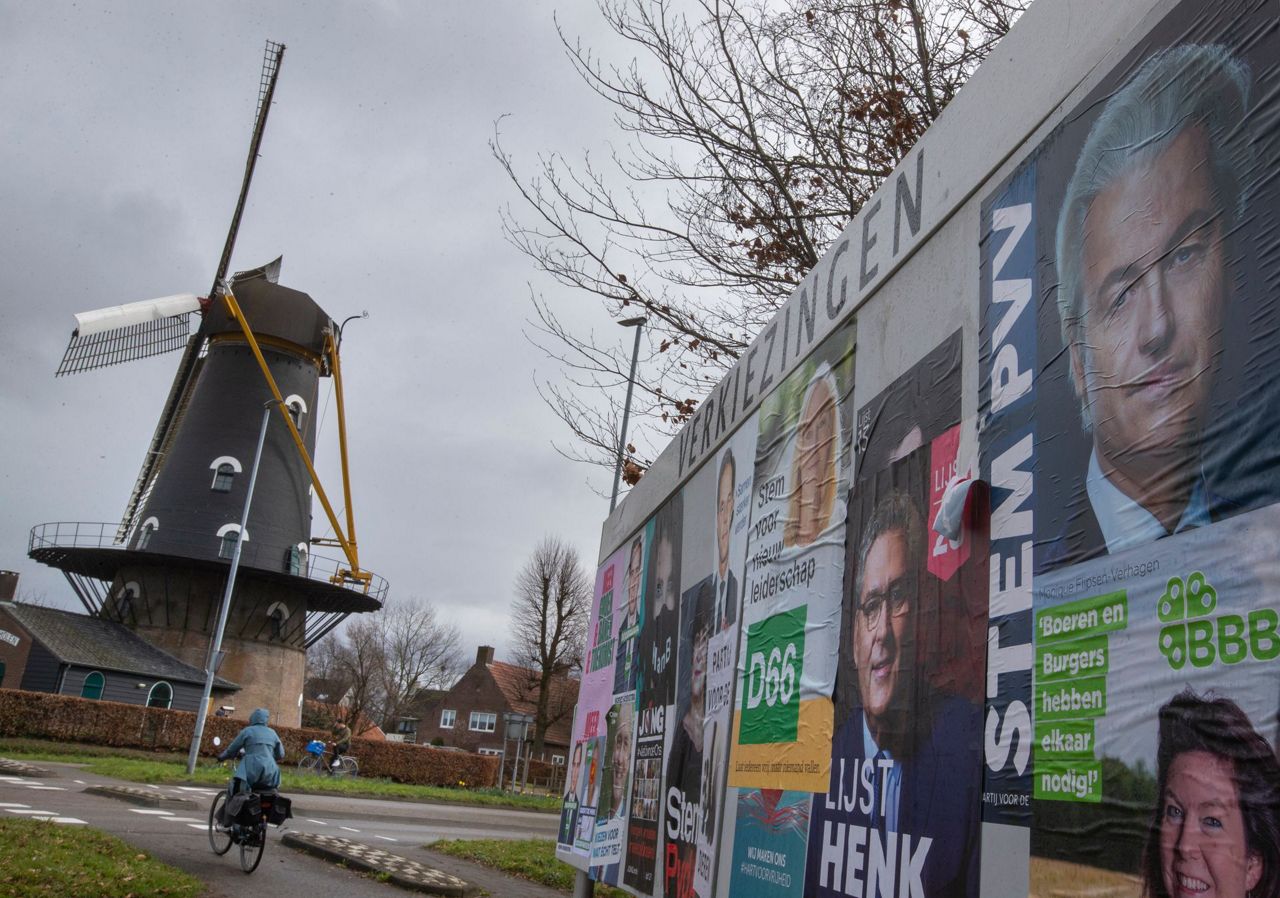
[{"x1": 218, "y1": 707, "x2": 285, "y2": 794}]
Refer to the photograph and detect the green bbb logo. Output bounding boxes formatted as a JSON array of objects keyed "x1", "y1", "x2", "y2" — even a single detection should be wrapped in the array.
[
  {"x1": 1158, "y1": 571, "x2": 1280, "y2": 669},
  {"x1": 739, "y1": 606, "x2": 805, "y2": 745}
]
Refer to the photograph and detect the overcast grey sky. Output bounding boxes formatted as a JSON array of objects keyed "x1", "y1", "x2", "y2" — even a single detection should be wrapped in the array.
[{"x1": 0, "y1": 1, "x2": 639, "y2": 663}]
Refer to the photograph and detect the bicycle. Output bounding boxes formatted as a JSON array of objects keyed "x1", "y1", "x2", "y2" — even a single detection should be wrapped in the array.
[
  {"x1": 206, "y1": 738, "x2": 292, "y2": 873},
  {"x1": 298, "y1": 739, "x2": 359, "y2": 777}
]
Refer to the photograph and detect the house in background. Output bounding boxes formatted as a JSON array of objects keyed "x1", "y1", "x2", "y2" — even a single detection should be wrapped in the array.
[
  {"x1": 414, "y1": 645, "x2": 579, "y2": 763},
  {"x1": 0, "y1": 601, "x2": 238, "y2": 712},
  {"x1": 387, "y1": 686, "x2": 446, "y2": 743}
]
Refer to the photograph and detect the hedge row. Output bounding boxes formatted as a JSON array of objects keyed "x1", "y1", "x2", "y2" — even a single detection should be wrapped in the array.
[{"x1": 0, "y1": 688, "x2": 498, "y2": 788}]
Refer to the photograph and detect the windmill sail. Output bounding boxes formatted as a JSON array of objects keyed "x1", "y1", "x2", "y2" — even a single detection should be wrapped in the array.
[
  {"x1": 116, "y1": 40, "x2": 286, "y2": 542},
  {"x1": 55, "y1": 294, "x2": 201, "y2": 376}
]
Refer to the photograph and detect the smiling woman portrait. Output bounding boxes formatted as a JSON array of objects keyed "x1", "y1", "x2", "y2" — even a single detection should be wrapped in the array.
[{"x1": 1142, "y1": 690, "x2": 1280, "y2": 898}]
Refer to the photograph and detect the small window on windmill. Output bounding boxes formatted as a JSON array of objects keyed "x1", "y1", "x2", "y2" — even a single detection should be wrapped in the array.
[
  {"x1": 116, "y1": 582, "x2": 140, "y2": 620},
  {"x1": 286, "y1": 544, "x2": 308, "y2": 575},
  {"x1": 218, "y1": 527, "x2": 243, "y2": 560},
  {"x1": 266, "y1": 602, "x2": 289, "y2": 641},
  {"x1": 138, "y1": 519, "x2": 158, "y2": 550},
  {"x1": 284, "y1": 394, "x2": 307, "y2": 431},
  {"x1": 212, "y1": 463, "x2": 235, "y2": 492}
]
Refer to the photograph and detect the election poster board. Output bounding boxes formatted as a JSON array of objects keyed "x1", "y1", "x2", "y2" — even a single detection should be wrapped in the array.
[
  {"x1": 979, "y1": 0, "x2": 1280, "y2": 894},
  {"x1": 806, "y1": 334, "x2": 988, "y2": 898},
  {"x1": 728, "y1": 324, "x2": 856, "y2": 793}
]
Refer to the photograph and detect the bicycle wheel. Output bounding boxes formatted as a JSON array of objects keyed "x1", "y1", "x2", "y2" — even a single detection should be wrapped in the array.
[
  {"x1": 239, "y1": 822, "x2": 265, "y2": 873},
  {"x1": 297, "y1": 754, "x2": 320, "y2": 773},
  {"x1": 208, "y1": 793, "x2": 233, "y2": 856},
  {"x1": 336, "y1": 756, "x2": 358, "y2": 778}
]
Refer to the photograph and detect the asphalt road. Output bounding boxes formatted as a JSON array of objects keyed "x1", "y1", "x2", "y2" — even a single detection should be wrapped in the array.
[{"x1": 0, "y1": 762, "x2": 562, "y2": 898}]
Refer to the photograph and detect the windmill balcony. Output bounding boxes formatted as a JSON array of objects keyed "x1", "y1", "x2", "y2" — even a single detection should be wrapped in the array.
[{"x1": 27, "y1": 521, "x2": 387, "y2": 612}]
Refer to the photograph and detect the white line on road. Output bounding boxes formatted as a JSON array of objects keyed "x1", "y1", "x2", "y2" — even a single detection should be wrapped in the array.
[
  {"x1": 166, "y1": 817, "x2": 202, "y2": 823},
  {"x1": 186, "y1": 823, "x2": 206, "y2": 830},
  {"x1": 128, "y1": 809, "x2": 175, "y2": 816},
  {"x1": 7, "y1": 809, "x2": 56, "y2": 815},
  {"x1": 74, "y1": 780, "x2": 86, "y2": 785},
  {"x1": 27, "y1": 785, "x2": 67, "y2": 791},
  {"x1": 375, "y1": 835, "x2": 398, "y2": 842},
  {"x1": 0, "y1": 777, "x2": 35, "y2": 783},
  {"x1": 52, "y1": 817, "x2": 87, "y2": 825},
  {"x1": 306, "y1": 819, "x2": 328, "y2": 825},
  {"x1": 0, "y1": 803, "x2": 30, "y2": 808},
  {"x1": 339, "y1": 826, "x2": 359, "y2": 832}
]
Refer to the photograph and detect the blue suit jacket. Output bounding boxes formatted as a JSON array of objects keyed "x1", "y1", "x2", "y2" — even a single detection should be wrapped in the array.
[{"x1": 803, "y1": 694, "x2": 983, "y2": 898}]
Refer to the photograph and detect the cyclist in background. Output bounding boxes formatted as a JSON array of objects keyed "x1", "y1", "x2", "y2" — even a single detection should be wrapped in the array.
[
  {"x1": 328, "y1": 721, "x2": 352, "y2": 773},
  {"x1": 218, "y1": 708, "x2": 285, "y2": 795}
]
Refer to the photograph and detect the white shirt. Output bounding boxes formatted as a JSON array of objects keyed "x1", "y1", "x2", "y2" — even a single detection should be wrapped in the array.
[{"x1": 1086, "y1": 450, "x2": 1211, "y2": 554}]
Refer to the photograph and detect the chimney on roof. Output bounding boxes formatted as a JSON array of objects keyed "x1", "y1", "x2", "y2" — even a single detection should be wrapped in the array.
[
  {"x1": 0, "y1": 571, "x2": 17, "y2": 601},
  {"x1": 476, "y1": 645, "x2": 495, "y2": 666}
]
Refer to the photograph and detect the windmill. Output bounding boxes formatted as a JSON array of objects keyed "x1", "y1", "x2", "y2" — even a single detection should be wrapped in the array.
[{"x1": 27, "y1": 41, "x2": 387, "y2": 725}]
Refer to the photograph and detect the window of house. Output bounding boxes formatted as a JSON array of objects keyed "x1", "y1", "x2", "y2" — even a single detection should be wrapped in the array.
[
  {"x1": 81, "y1": 671, "x2": 104, "y2": 700},
  {"x1": 137, "y1": 518, "x2": 159, "y2": 550},
  {"x1": 478, "y1": 747, "x2": 503, "y2": 756},
  {"x1": 440, "y1": 709, "x2": 456, "y2": 729},
  {"x1": 468, "y1": 711, "x2": 496, "y2": 733},
  {"x1": 552, "y1": 754, "x2": 565, "y2": 766},
  {"x1": 396, "y1": 719, "x2": 416, "y2": 735},
  {"x1": 146, "y1": 681, "x2": 173, "y2": 709}
]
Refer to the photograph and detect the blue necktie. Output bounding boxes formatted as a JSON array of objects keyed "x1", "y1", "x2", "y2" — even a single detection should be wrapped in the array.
[{"x1": 870, "y1": 749, "x2": 888, "y2": 828}]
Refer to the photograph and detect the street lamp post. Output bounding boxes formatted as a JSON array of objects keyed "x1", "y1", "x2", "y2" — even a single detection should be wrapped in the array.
[
  {"x1": 610, "y1": 316, "x2": 647, "y2": 512},
  {"x1": 185, "y1": 399, "x2": 279, "y2": 775}
]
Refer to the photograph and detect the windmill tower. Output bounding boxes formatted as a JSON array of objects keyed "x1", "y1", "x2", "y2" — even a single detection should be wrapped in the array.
[{"x1": 27, "y1": 43, "x2": 386, "y2": 726}]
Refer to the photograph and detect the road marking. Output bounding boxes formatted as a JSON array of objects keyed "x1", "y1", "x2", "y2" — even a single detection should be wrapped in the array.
[
  {"x1": 28, "y1": 785, "x2": 67, "y2": 791},
  {"x1": 0, "y1": 776, "x2": 34, "y2": 783},
  {"x1": 128, "y1": 809, "x2": 175, "y2": 816},
  {"x1": 0, "y1": 803, "x2": 30, "y2": 808},
  {"x1": 186, "y1": 823, "x2": 206, "y2": 830},
  {"x1": 339, "y1": 826, "x2": 359, "y2": 832},
  {"x1": 74, "y1": 779, "x2": 86, "y2": 785},
  {"x1": 166, "y1": 816, "x2": 202, "y2": 823},
  {"x1": 176, "y1": 787, "x2": 217, "y2": 793},
  {"x1": 7, "y1": 808, "x2": 56, "y2": 815},
  {"x1": 52, "y1": 817, "x2": 87, "y2": 825},
  {"x1": 307, "y1": 819, "x2": 328, "y2": 825},
  {"x1": 375, "y1": 835, "x2": 398, "y2": 842}
]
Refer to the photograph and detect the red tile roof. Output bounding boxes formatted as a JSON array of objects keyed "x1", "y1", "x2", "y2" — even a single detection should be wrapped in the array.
[{"x1": 486, "y1": 660, "x2": 580, "y2": 747}]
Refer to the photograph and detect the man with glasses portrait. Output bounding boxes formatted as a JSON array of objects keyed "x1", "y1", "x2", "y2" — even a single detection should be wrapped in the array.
[{"x1": 804, "y1": 482, "x2": 982, "y2": 898}]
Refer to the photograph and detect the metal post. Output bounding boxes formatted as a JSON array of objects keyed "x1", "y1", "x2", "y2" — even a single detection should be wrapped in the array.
[
  {"x1": 512, "y1": 737, "x2": 523, "y2": 794},
  {"x1": 610, "y1": 317, "x2": 646, "y2": 512},
  {"x1": 185, "y1": 401, "x2": 275, "y2": 775},
  {"x1": 498, "y1": 739, "x2": 507, "y2": 790}
]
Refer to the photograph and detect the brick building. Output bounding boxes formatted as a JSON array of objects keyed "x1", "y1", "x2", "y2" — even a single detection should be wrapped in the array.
[{"x1": 413, "y1": 645, "x2": 579, "y2": 763}]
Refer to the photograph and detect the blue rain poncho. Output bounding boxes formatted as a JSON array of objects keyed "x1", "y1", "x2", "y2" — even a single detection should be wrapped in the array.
[{"x1": 219, "y1": 707, "x2": 285, "y2": 792}]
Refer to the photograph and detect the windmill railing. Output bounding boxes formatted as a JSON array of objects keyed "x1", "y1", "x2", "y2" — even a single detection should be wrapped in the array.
[{"x1": 27, "y1": 521, "x2": 388, "y2": 605}]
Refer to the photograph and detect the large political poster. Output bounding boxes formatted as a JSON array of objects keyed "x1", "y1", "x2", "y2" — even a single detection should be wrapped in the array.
[
  {"x1": 728, "y1": 324, "x2": 856, "y2": 793},
  {"x1": 979, "y1": 0, "x2": 1280, "y2": 894},
  {"x1": 806, "y1": 334, "x2": 988, "y2": 898}
]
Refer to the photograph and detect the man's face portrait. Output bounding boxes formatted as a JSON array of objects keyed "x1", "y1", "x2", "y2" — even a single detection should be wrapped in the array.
[
  {"x1": 1072, "y1": 125, "x2": 1227, "y2": 472},
  {"x1": 568, "y1": 745, "x2": 582, "y2": 795},
  {"x1": 611, "y1": 721, "x2": 632, "y2": 810},
  {"x1": 717, "y1": 461, "x2": 734, "y2": 574},
  {"x1": 853, "y1": 526, "x2": 915, "y2": 733},
  {"x1": 626, "y1": 539, "x2": 643, "y2": 618},
  {"x1": 652, "y1": 533, "x2": 675, "y2": 616}
]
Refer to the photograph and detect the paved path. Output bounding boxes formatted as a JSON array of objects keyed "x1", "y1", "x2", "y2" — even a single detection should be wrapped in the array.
[{"x1": 0, "y1": 761, "x2": 567, "y2": 898}]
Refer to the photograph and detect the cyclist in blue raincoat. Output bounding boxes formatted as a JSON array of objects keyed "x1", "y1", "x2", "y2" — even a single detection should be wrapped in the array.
[{"x1": 218, "y1": 707, "x2": 285, "y2": 794}]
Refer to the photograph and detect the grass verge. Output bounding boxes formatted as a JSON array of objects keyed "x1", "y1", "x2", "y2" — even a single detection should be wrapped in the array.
[
  {"x1": 430, "y1": 838, "x2": 627, "y2": 896},
  {"x1": 0, "y1": 818, "x2": 203, "y2": 898},
  {"x1": 0, "y1": 738, "x2": 559, "y2": 812}
]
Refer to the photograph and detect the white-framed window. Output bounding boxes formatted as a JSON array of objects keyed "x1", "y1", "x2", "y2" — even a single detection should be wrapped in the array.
[
  {"x1": 553, "y1": 755, "x2": 565, "y2": 766},
  {"x1": 146, "y1": 681, "x2": 173, "y2": 709},
  {"x1": 137, "y1": 517, "x2": 159, "y2": 550},
  {"x1": 209, "y1": 456, "x2": 243, "y2": 492},
  {"x1": 440, "y1": 709, "x2": 456, "y2": 729},
  {"x1": 469, "y1": 711, "x2": 496, "y2": 733},
  {"x1": 284, "y1": 394, "x2": 308, "y2": 431},
  {"x1": 216, "y1": 523, "x2": 247, "y2": 559},
  {"x1": 115, "y1": 582, "x2": 140, "y2": 620},
  {"x1": 478, "y1": 747, "x2": 503, "y2": 756},
  {"x1": 287, "y1": 542, "x2": 309, "y2": 575},
  {"x1": 266, "y1": 602, "x2": 289, "y2": 641}
]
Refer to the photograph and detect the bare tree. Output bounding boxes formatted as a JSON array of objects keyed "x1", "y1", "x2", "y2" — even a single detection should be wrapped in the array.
[
  {"x1": 496, "y1": 0, "x2": 1026, "y2": 476},
  {"x1": 306, "y1": 596, "x2": 462, "y2": 733},
  {"x1": 511, "y1": 537, "x2": 592, "y2": 754}
]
